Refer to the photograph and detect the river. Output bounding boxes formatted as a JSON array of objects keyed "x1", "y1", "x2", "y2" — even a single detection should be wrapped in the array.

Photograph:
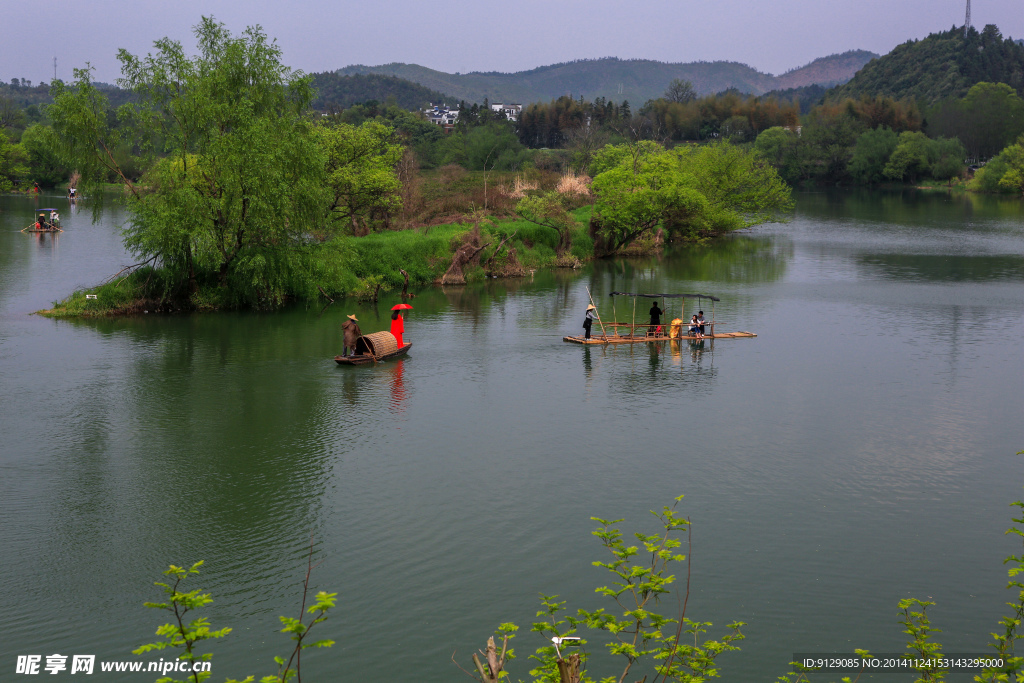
[{"x1": 1, "y1": 189, "x2": 1023, "y2": 682}]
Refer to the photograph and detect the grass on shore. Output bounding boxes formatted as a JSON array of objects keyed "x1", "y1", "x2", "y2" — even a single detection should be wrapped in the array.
[{"x1": 39, "y1": 206, "x2": 597, "y2": 317}]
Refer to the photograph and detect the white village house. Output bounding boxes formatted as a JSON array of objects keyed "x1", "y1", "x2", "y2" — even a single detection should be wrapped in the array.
[
  {"x1": 423, "y1": 101, "x2": 523, "y2": 132},
  {"x1": 425, "y1": 103, "x2": 460, "y2": 132},
  {"x1": 490, "y1": 102, "x2": 522, "y2": 121}
]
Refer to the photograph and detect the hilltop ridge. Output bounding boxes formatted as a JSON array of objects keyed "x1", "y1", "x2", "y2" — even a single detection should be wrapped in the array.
[
  {"x1": 337, "y1": 51, "x2": 877, "y2": 105},
  {"x1": 830, "y1": 25, "x2": 1024, "y2": 102}
]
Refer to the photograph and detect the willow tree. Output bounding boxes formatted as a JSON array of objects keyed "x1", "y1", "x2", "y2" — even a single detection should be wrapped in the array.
[
  {"x1": 590, "y1": 140, "x2": 793, "y2": 254},
  {"x1": 315, "y1": 120, "x2": 403, "y2": 235},
  {"x1": 50, "y1": 17, "x2": 332, "y2": 305}
]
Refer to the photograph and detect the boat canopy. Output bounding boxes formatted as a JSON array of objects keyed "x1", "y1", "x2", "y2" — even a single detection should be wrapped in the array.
[
  {"x1": 609, "y1": 292, "x2": 720, "y2": 302},
  {"x1": 354, "y1": 331, "x2": 399, "y2": 356}
]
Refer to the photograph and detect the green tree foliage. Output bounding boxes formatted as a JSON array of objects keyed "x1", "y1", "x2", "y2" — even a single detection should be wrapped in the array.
[
  {"x1": 884, "y1": 131, "x2": 933, "y2": 182},
  {"x1": 331, "y1": 102, "x2": 445, "y2": 168},
  {"x1": 927, "y1": 137, "x2": 966, "y2": 181},
  {"x1": 721, "y1": 115, "x2": 752, "y2": 142},
  {"x1": 137, "y1": 556, "x2": 337, "y2": 683},
  {"x1": 49, "y1": 17, "x2": 345, "y2": 306},
  {"x1": 679, "y1": 142, "x2": 794, "y2": 229},
  {"x1": 310, "y1": 72, "x2": 450, "y2": 112},
  {"x1": 881, "y1": 132, "x2": 966, "y2": 183},
  {"x1": 133, "y1": 561, "x2": 231, "y2": 683},
  {"x1": 463, "y1": 122, "x2": 530, "y2": 171},
  {"x1": 641, "y1": 92, "x2": 801, "y2": 142},
  {"x1": 591, "y1": 142, "x2": 710, "y2": 253},
  {"x1": 798, "y1": 104, "x2": 865, "y2": 182},
  {"x1": 316, "y1": 120, "x2": 403, "y2": 234},
  {"x1": 517, "y1": 96, "x2": 589, "y2": 148},
  {"x1": 19, "y1": 124, "x2": 68, "y2": 187},
  {"x1": 590, "y1": 141, "x2": 792, "y2": 253},
  {"x1": 969, "y1": 151, "x2": 1012, "y2": 192},
  {"x1": 995, "y1": 139, "x2": 1024, "y2": 195},
  {"x1": 0, "y1": 129, "x2": 29, "y2": 191},
  {"x1": 515, "y1": 192, "x2": 579, "y2": 256},
  {"x1": 464, "y1": 498, "x2": 745, "y2": 683},
  {"x1": 928, "y1": 82, "x2": 1024, "y2": 160},
  {"x1": 752, "y1": 95, "x2": 920, "y2": 185},
  {"x1": 0, "y1": 94, "x2": 27, "y2": 131},
  {"x1": 753, "y1": 127, "x2": 802, "y2": 183},
  {"x1": 848, "y1": 126, "x2": 899, "y2": 184}
]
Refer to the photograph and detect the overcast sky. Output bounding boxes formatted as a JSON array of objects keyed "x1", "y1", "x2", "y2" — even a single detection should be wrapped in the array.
[{"x1": 4, "y1": 0, "x2": 1023, "y2": 85}]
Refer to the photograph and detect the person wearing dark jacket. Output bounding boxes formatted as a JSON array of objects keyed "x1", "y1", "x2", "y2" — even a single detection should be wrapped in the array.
[
  {"x1": 649, "y1": 302, "x2": 663, "y2": 336},
  {"x1": 342, "y1": 314, "x2": 362, "y2": 356}
]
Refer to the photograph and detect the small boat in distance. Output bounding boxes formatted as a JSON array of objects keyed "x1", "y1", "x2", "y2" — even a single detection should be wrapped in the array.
[
  {"x1": 335, "y1": 331, "x2": 411, "y2": 365},
  {"x1": 564, "y1": 291, "x2": 756, "y2": 344}
]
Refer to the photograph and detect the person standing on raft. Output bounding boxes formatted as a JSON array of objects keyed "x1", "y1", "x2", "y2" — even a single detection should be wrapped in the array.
[
  {"x1": 649, "y1": 301, "x2": 664, "y2": 336},
  {"x1": 583, "y1": 304, "x2": 597, "y2": 340},
  {"x1": 342, "y1": 314, "x2": 361, "y2": 357},
  {"x1": 390, "y1": 309, "x2": 405, "y2": 346}
]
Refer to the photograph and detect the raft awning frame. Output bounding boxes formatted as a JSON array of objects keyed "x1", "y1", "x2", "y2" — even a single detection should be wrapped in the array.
[{"x1": 609, "y1": 292, "x2": 720, "y2": 301}]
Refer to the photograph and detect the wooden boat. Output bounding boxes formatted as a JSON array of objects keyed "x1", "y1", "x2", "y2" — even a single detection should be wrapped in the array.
[
  {"x1": 564, "y1": 291, "x2": 756, "y2": 344},
  {"x1": 334, "y1": 331, "x2": 411, "y2": 365},
  {"x1": 22, "y1": 225, "x2": 63, "y2": 233}
]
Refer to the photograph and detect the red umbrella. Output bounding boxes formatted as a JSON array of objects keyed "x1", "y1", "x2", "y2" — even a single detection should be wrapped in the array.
[{"x1": 391, "y1": 303, "x2": 413, "y2": 310}]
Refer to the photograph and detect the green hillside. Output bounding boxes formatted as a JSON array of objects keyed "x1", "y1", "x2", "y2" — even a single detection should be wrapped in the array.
[
  {"x1": 830, "y1": 25, "x2": 1024, "y2": 102},
  {"x1": 338, "y1": 52, "x2": 875, "y2": 106},
  {"x1": 310, "y1": 72, "x2": 451, "y2": 110}
]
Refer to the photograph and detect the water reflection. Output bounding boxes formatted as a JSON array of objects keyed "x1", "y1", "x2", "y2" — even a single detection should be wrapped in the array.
[
  {"x1": 797, "y1": 187, "x2": 1024, "y2": 227},
  {"x1": 857, "y1": 253, "x2": 1024, "y2": 282},
  {"x1": 389, "y1": 359, "x2": 408, "y2": 413},
  {"x1": 29, "y1": 231, "x2": 60, "y2": 250},
  {"x1": 50, "y1": 314, "x2": 346, "y2": 573},
  {"x1": 574, "y1": 236, "x2": 791, "y2": 311},
  {"x1": 577, "y1": 337, "x2": 720, "y2": 401}
]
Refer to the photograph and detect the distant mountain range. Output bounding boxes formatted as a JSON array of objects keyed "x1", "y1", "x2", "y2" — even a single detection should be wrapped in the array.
[{"x1": 335, "y1": 51, "x2": 878, "y2": 106}]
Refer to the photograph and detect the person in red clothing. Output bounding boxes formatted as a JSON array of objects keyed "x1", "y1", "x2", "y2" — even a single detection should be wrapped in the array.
[{"x1": 390, "y1": 309, "x2": 405, "y2": 346}]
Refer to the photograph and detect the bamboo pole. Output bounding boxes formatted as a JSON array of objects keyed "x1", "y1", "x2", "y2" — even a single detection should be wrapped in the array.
[
  {"x1": 585, "y1": 286, "x2": 607, "y2": 338},
  {"x1": 631, "y1": 297, "x2": 636, "y2": 339},
  {"x1": 611, "y1": 296, "x2": 618, "y2": 336}
]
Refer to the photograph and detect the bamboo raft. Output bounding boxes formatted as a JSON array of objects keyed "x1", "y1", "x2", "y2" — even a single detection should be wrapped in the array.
[
  {"x1": 565, "y1": 290, "x2": 756, "y2": 344},
  {"x1": 563, "y1": 325, "x2": 756, "y2": 345}
]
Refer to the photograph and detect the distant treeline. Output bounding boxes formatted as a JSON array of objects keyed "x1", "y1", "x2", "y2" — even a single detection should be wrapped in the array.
[
  {"x1": 310, "y1": 72, "x2": 451, "y2": 112},
  {"x1": 9, "y1": 22, "x2": 1024, "y2": 194}
]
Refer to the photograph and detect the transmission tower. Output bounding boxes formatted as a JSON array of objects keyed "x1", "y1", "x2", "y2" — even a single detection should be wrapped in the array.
[
  {"x1": 53, "y1": 57, "x2": 57, "y2": 81},
  {"x1": 964, "y1": 0, "x2": 971, "y2": 37}
]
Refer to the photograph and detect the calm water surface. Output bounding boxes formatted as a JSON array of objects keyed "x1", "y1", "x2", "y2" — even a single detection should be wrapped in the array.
[{"x1": 1, "y1": 189, "x2": 1023, "y2": 682}]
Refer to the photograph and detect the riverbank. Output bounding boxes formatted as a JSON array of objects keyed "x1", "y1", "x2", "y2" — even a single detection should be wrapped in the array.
[{"x1": 38, "y1": 207, "x2": 599, "y2": 318}]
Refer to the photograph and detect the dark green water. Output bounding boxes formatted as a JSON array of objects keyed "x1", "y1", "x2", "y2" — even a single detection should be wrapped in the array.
[{"x1": 2, "y1": 189, "x2": 1023, "y2": 682}]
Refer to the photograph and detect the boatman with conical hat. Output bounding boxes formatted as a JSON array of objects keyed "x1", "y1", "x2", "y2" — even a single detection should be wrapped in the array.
[
  {"x1": 583, "y1": 304, "x2": 597, "y2": 340},
  {"x1": 342, "y1": 314, "x2": 362, "y2": 357}
]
